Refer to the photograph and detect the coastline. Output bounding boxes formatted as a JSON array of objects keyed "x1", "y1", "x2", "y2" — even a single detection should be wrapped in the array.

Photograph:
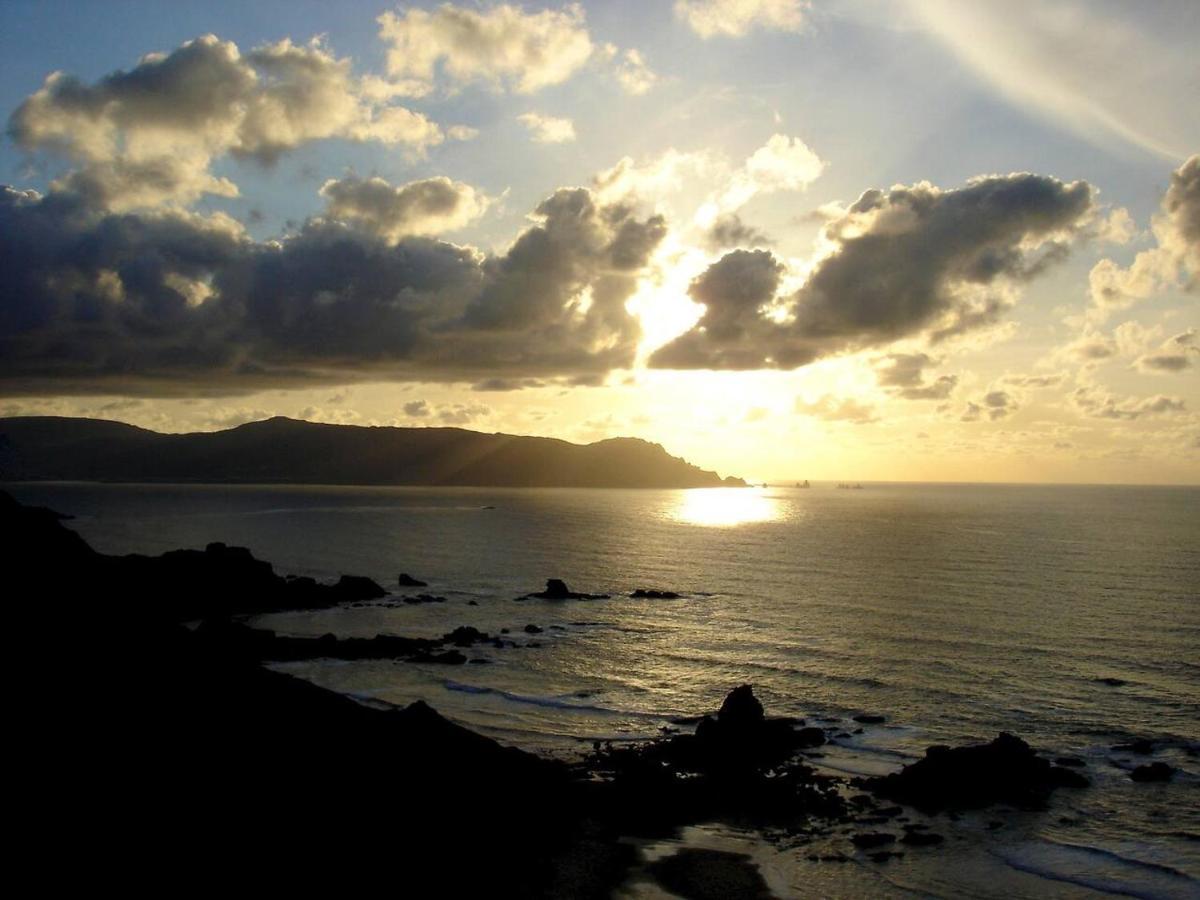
[{"x1": 7, "y1": 489, "x2": 1193, "y2": 897}]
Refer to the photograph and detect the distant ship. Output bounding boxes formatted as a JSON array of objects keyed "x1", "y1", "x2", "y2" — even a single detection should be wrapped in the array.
[
  {"x1": 795, "y1": 480, "x2": 810, "y2": 488},
  {"x1": 836, "y1": 482, "x2": 864, "y2": 490}
]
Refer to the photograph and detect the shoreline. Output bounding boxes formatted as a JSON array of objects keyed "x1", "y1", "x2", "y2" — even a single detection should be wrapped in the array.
[{"x1": 7, "y1": 489, "x2": 1193, "y2": 897}]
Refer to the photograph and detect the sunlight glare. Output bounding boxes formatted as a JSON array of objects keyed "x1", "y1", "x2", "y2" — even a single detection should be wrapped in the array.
[{"x1": 671, "y1": 487, "x2": 780, "y2": 527}]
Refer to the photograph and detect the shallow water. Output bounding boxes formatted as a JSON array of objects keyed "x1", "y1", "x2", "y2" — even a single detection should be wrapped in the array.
[{"x1": 11, "y1": 481, "x2": 1199, "y2": 897}]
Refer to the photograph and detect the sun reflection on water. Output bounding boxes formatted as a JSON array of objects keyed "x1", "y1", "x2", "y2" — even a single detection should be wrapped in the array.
[{"x1": 671, "y1": 487, "x2": 781, "y2": 527}]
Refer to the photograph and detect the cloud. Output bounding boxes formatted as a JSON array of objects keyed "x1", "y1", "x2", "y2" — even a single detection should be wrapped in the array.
[
  {"x1": 1088, "y1": 154, "x2": 1200, "y2": 317},
  {"x1": 874, "y1": 352, "x2": 958, "y2": 400},
  {"x1": 403, "y1": 400, "x2": 430, "y2": 418},
  {"x1": 795, "y1": 393, "x2": 878, "y2": 424},
  {"x1": 437, "y1": 403, "x2": 490, "y2": 425},
  {"x1": 319, "y1": 175, "x2": 488, "y2": 243},
  {"x1": 675, "y1": 0, "x2": 809, "y2": 38},
  {"x1": 1136, "y1": 328, "x2": 1199, "y2": 373},
  {"x1": 960, "y1": 389, "x2": 1017, "y2": 422},
  {"x1": 517, "y1": 112, "x2": 576, "y2": 144},
  {"x1": 701, "y1": 134, "x2": 824, "y2": 221},
  {"x1": 7, "y1": 34, "x2": 443, "y2": 212},
  {"x1": 1003, "y1": 372, "x2": 1064, "y2": 388},
  {"x1": 377, "y1": 3, "x2": 594, "y2": 95},
  {"x1": 613, "y1": 48, "x2": 658, "y2": 96},
  {"x1": 1072, "y1": 386, "x2": 1187, "y2": 420},
  {"x1": 653, "y1": 172, "x2": 1093, "y2": 369},
  {"x1": 706, "y1": 213, "x2": 772, "y2": 250},
  {"x1": 0, "y1": 181, "x2": 666, "y2": 395},
  {"x1": 905, "y1": 0, "x2": 1200, "y2": 159}
]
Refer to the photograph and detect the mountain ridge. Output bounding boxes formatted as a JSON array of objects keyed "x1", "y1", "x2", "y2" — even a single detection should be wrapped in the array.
[{"x1": 0, "y1": 415, "x2": 745, "y2": 488}]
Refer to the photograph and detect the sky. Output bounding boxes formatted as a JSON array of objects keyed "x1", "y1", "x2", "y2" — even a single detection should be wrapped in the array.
[{"x1": 1, "y1": 0, "x2": 1197, "y2": 484}]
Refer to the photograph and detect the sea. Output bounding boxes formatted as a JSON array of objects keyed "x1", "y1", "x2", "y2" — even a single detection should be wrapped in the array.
[{"x1": 10, "y1": 481, "x2": 1198, "y2": 899}]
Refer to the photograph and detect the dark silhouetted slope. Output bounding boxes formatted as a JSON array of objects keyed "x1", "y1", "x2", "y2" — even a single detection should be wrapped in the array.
[{"x1": 0, "y1": 416, "x2": 745, "y2": 487}]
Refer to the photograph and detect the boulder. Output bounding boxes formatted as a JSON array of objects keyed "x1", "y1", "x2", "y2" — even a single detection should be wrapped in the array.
[
  {"x1": 333, "y1": 575, "x2": 387, "y2": 602},
  {"x1": 863, "y1": 732, "x2": 1089, "y2": 810},
  {"x1": 398, "y1": 573, "x2": 428, "y2": 587},
  {"x1": 1130, "y1": 762, "x2": 1174, "y2": 783}
]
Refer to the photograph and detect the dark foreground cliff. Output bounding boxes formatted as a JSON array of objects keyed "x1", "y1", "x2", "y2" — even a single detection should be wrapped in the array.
[{"x1": 0, "y1": 415, "x2": 745, "y2": 487}]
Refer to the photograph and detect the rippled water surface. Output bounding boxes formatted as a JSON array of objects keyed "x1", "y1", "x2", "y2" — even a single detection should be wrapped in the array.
[{"x1": 12, "y1": 481, "x2": 1199, "y2": 897}]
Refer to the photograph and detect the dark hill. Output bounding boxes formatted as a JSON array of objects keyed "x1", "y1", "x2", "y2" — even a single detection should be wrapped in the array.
[{"x1": 0, "y1": 416, "x2": 745, "y2": 488}]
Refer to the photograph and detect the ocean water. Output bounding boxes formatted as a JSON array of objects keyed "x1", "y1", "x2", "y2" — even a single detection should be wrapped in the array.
[{"x1": 11, "y1": 481, "x2": 1199, "y2": 898}]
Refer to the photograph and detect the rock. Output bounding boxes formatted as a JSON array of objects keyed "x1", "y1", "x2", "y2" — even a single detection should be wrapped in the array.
[
  {"x1": 900, "y1": 831, "x2": 944, "y2": 847},
  {"x1": 630, "y1": 588, "x2": 681, "y2": 599},
  {"x1": 1096, "y1": 677, "x2": 1127, "y2": 687},
  {"x1": 852, "y1": 833, "x2": 896, "y2": 849},
  {"x1": 854, "y1": 714, "x2": 886, "y2": 725},
  {"x1": 398, "y1": 573, "x2": 428, "y2": 587},
  {"x1": 333, "y1": 575, "x2": 387, "y2": 602},
  {"x1": 524, "y1": 624, "x2": 543, "y2": 634},
  {"x1": 1130, "y1": 762, "x2": 1174, "y2": 783},
  {"x1": 543, "y1": 578, "x2": 571, "y2": 599},
  {"x1": 443, "y1": 626, "x2": 489, "y2": 647},
  {"x1": 1055, "y1": 756, "x2": 1086, "y2": 768},
  {"x1": 864, "y1": 732, "x2": 1090, "y2": 811},
  {"x1": 646, "y1": 849, "x2": 773, "y2": 900},
  {"x1": 526, "y1": 579, "x2": 609, "y2": 601},
  {"x1": 717, "y1": 684, "x2": 764, "y2": 729},
  {"x1": 1113, "y1": 739, "x2": 1154, "y2": 755}
]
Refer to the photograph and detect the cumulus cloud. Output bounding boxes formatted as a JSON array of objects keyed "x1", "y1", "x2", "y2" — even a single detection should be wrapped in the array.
[
  {"x1": 1003, "y1": 372, "x2": 1064, "y2": 388},
  {"x1": 517, "y1": 112, "x2": 577, "y2": 144},
  {"x1": 706, "y1": 213, "x2": 772, "y2": 250},
  {"x1": 960, "y1": 390, "x2": 1016, "y2": 422},
  {"x1": 377, "y1": 3, "x2": 594, "y2": 95},
  {"x1": 0, "y1": 181, "x2": 666, "y2": 395},
  {"x1": 675, "y1": 0, "x2": 809, "y2": 38},
  {"x1": 653, "y1": 172, "x2": 1093, "y2": 370},
  {"x1": 403, "y1": 400, "x2": 430, "y2": 417},
  {"x1": 1088, "y1": 155, "x2": 1200, "y2": 317},
  {"x1": 319, "y1": 175, "x2": 489, "y2": 243},
  {"x1": 701, "y1": 134, "x2": 824, "y2": 222},
  {"x1": 795, "y1": 393, "x2": 879, "y2": 424},
  {"x1": 7, "y1": 34, "x2": 443, "y2": 212},
  {"x1": 1136, "y1": 328, "x2": 1199, "y2": 373},
  {"x1": 874, "y1": 352, "x2": 958, "y2": 400},
  {"x1": 1072, "y1": 387, "x2": 1186, "y2": 420}
]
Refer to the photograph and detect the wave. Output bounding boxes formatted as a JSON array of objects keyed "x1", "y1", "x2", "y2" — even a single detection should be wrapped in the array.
[
  {"x1": 993, "y1": 838, "x2": 1199, "y2": 900},
  {"x1": 441, "y1": 680, "x2": 664, "y2": 719}
]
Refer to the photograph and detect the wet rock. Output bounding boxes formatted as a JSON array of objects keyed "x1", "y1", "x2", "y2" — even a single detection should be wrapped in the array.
[
  {"x1": 1130, "y1": 762, "x2": 1174, "y2": 783},
  {"x1": 853, "y1": 714, "x2": 886, "y2": 725},
  {"x1": 1113, "y1": 739, "x2": 1154, "y2": 755},
  {"x1": 1096, "y1": 677, "x2": 1127, "y2": 687},
  {"x1": 717, "y1": 684, "x2": 764, "y2": 729},
  {"x1": 630, "y1": 588, "x2": 681, "y2": 599},
  {"x1": 1055, "y1": 756, "x2": 1086, "y2": 768},
  {"x1": 852, "y1": 833, "x2": 896, "y2": 849},
  {"x1": 646, "y1": 849, "x2": 773, "y2": 900},
  {"x1": 900, "y1": 831, "x2": 944, "y2": 847},
  {"x1": 402, "y1": 593, "x2": 446, "y2": 605},
  {"x1": 863, "y1": 732, "x2": 1090, "y2": 811},
  {"x1": 524, "y1": 624, "x2": 543, "y2": 634},
  {"x1": 525, "y1": 579, "x2": 609, "y2": 601},
  {"x1": 333, "y1": 575, "x2": 387, "y2": 602},
  {"x1": 869, "y1": 851, "x2": 904, "y2": 863},
  {"x1": 443, "y1": 626, "x2": 489, "y2": 647},
  {"x1": 398, "y1": 573, "x2": 428, "y2": 587}
]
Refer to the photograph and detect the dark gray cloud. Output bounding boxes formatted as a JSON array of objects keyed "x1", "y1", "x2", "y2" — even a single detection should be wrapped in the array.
[
  {"x1": 706, "y1": 213, "x2": 771, "y2": 250},
  {"x1": 874, "y1": 352, "x2": 958, "y2": 400},
  {"x1": 651, "y1": 173, "x2": 1094, "y2": 370},
  {"x1": 1164, "y1": 154, "x2": 1200, "y2": 286},
  {"x1": 318, "y1": 175, "x2": 487, "y2": 242},
  {"x1": 0, "y1": 181, "x2": 666, "y2": 395}
]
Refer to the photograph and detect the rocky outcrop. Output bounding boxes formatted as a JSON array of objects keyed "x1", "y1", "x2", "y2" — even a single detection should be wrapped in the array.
[{"x1": 863, "y1": 732, "x2": 1089, "y2": 811}]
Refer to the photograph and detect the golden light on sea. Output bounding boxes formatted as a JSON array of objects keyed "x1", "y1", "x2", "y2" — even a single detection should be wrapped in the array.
[{"x1": 670, "y1": 487, "x2": 781, "y2": 527}]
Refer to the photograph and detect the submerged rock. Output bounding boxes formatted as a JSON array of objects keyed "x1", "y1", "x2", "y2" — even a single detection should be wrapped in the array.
[
  {"x1": 863, "y1": 732, "x2": 1089, "y2": 811},
  {"x1": 646, "y1": 849, "x2": 773, "y2": 900},
  {"x1": 630, "y1": 588, "x2": 681, "y2": 599},
  {"x1": 398, "y1": 573, "x2": 428, "y2": 587},
  {"x1": 1130, "y1": 762, "x2": 1174, "y2": 783}
]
